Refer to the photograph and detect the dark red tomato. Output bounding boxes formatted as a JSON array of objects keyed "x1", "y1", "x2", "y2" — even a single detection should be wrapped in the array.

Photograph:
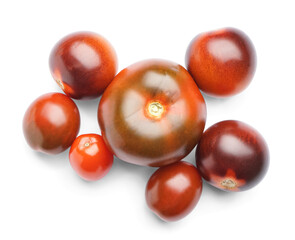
[
  {"x1": 196, "y1": 120, "x2": 269, "y2": 192},
  {"x1": 145, "y1": 161, "x2": 202, "y2": 222},
  {"x1": 49, "y1": 32, "x2": 117, "y2": 100},
  {"x1": 69, "y1": 134, "x2": 113, "y2": 181},
  {"x1": 98, "y1": 59, "x2": 206, "y2": 167},
  {"x1": 23, "y1": 93, "x2": 80, "y2": 154},
  {"x1": 185, "y1": 28, "x2": 256, "y2": 97}
]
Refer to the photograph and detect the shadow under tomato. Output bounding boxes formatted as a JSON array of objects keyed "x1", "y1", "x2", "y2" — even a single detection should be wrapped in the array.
[
  {"x1": 202, "y1": 90, "x2": 250, "y2": 110},
  {"x1": 110, "y1": 156, "x2": 156, "y2": 184},
  {"x1": 202, "y1": 92, "x2": 233, "y2": 105},
  {"x1": 144, "y1": 207, "x2": 171, "y2": 224},
  {"x1": 65, "y1": 155, "x2": 156, "y2": 187},
  {"x1": 73, "y1": 96, "x2": 101, "y2": 113},
  {"x1": 34, "y1": 149, "x2": 69, "y2": 165},
  {"x1": 202, "y1": 180, "x2": 231, "y2": 196},
  {"x1": 181, "y1": 147, "x2": 197, "y2": 166}
]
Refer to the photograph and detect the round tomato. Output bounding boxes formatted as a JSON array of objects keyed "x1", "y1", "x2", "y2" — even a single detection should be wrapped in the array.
[
  {"x1": 145, "y1": 161, "x2": 203, "y2": 222},
  {"x1": 196, "y1": 120, "x2": 269, "y2": 191},
  {"x1": 98, "y1": 59, "x2": 206, "y2": 167},
  {"x1": 69, "y1": 134, "x2": 113, "y2": 181},
  {"x1": 49, "y1": 32, "x2": 117, "y2": 100},
  {"x1": 23, "y1": 93, "x2": 80, "y2": 154},
  {"x1": 186, "y1": 28, "x2": 256, "y2": 97}
]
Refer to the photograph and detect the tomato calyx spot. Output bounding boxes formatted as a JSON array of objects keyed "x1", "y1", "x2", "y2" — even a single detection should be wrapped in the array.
[
  {"x1": 55, "y1": 78, "x2": 65, "y2": 90},
  {"x1": 84, "y1": 142, "x2": 90, "y2": 147},
  {"x1": 147, "y1": 101, "x2": 164, "y2": 119},
  {"x1": 220, "y1": 178, "x2": 237, "y2": 189}
]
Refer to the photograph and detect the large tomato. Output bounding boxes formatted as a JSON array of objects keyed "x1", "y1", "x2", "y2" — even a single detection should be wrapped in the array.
[{"x1": 98, "y1": 59, "x2": 206, "y2": 167}]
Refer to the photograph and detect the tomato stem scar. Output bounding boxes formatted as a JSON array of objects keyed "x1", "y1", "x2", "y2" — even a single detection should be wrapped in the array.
[
  {"x1": 147, "y1": 102, "x2": 164, "y2": 118},
  {"x1": 221, "y1": 179, "x2": 237, "y2": 189},
  {"x1": 55, "y1": 78, "x2": 65, "y2": 90}
]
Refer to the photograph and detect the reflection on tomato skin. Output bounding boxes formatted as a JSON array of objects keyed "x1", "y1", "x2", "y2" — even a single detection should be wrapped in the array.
[{"x1": 98, "y1": 59, "x2": 206, "y2": 167}]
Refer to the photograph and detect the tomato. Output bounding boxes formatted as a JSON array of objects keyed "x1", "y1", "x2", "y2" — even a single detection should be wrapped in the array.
[
  {"x1": 196, "y1": 120, "x2": 269, "y2": 191},
  {"x1": 23, "y1": 93, "x2": 80, "y2": 154},
  {"x1": 49, "y1": 32, "x2": 117, "y2": 100},
  {"x1": 69, "y1": 134, "x2": 113, "y2": 181},
  {"x1": 98, "y1": 59, "x2": 206, "y2": 167},
  {"x1": 185, "y1": 28, "x2": 256, "y2": 97},
  {"x1": 145, "y1": 161, "x2": 202, "y2": 222}
]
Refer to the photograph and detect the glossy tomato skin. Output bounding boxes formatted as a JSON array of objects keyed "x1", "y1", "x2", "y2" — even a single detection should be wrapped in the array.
[
  {"x1": 196, "y1": 120, "x2": 269, "y2": 192},
  {"x1": 145, "y1": 161, "x2": 203, "y2": 222},
  {"x1": 23, "y1": 93, "x2": 80, "y2": 154},
  {"x1": 98, "y1": 59, "x2": 206, "y2": 167},
  {"x1": 69, "y1": 134, "x2": 113, "y2": 181},
  {"x1": 49, "y1": 32, "x2": 117, "y2": 100},
  {"x1": 186, "y1": 28, "x2": 256, "y2": 97}
]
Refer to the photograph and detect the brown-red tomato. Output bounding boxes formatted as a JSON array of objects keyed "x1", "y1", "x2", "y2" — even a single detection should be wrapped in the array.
[
  {"x1": 196, "y1": 120, "x2": 269, "y2": 192},
  {"x1": 23, "y1": 93, "x2": 80, "y2": 154},
  {"x1": 98, "y1": 59, "x2": 206, "y2": 167},
  {"x1": 69, "y1": 134, "x2": 113, "y2": 181},
  {"x1": 49, "y1": 32, "x2": 117, "y2": 100},
  {"x1": 185, "y1": 27, "x2": 256, "y2": 97},
  {"x1": 145, "y1": 161, "x2": 203, "y2": 222}
]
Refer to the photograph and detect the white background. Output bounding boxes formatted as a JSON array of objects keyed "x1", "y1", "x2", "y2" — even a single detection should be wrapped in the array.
[{"x1": 0, "y1": 0, "x2": 294, "y2": 239}]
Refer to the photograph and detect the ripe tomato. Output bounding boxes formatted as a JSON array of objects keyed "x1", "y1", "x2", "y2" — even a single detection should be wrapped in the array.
[
  {"x1": 49, "y1": 32, "x2": 117, "y2": 100},
  {"x1": 69, "y1": 134, "x2": 113, "y2": 181},
  {"x1": 23, "y1": 93, "x2": 80, "y2": 154},
  {"x1": 145, "y1": 161, "x2": 203, "y2": 222},
  {"x1": 186, "y1": 28, "x2": 256, "y2": 97},
  {"x1": 98, "y1": 59, "x2": 206, "y2": 167},
  {"x1": 196, "y1": 120, "x2": 269, "y2": 191}
]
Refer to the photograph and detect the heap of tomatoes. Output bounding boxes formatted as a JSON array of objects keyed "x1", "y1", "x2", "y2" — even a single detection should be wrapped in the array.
[{"x1": 23, "y1": 28, "x2": 269, "y2": 222}]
